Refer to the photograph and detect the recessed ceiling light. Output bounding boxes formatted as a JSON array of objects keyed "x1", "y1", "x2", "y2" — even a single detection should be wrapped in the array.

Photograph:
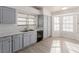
[{"x1": 62, "y1": 7, "x2": 68, "y2": 10}]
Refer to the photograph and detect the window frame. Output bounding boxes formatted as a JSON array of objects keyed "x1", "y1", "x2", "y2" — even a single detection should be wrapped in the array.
[
  {"x1": 17, "y1": 13, "x2": 37, "y2": 29},
  {"x1": 62, "y1": 15, "x2": 73, "y2": 32},
  {"x1": 54, "y1": 16, "x2": 60, "y2": 31}
]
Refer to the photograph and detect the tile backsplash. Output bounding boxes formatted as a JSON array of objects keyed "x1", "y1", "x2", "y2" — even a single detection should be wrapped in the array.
[{"x1": 0, "y1": 24, "x2": 26, "y2": 33}]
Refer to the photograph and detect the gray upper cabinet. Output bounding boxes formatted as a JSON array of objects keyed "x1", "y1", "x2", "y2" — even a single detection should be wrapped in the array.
[
  {"x1": 12, "y1": 34, "x2": 23, "y2": 52},
  {"x1": 38, "y1": 15, "x2": 44, "y2": 29},
  {"x1": 0, "y1": 6, "x2": 16, "y2": 24}
]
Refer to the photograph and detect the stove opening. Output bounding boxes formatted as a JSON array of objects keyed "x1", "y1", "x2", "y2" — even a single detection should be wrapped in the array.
[{"x1": 37, "y1": 30, "x2": 43, "y2": 42}]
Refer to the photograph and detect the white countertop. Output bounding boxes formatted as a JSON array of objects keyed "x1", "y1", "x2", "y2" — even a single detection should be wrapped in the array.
[
  {"x1": 0, "y1": 30, "x2": 37, "y2": 37},
  {"x1": 0, "y1": 31, "x2": 24, "y2": 37}
]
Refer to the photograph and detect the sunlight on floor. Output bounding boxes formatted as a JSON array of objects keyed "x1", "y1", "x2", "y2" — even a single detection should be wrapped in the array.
[
  {"x1": 65, "y1": 41, "x2": 79, "y2": 53},
  {"x1": 50, "y1": 40, "x2": 61, "y2": 53}
]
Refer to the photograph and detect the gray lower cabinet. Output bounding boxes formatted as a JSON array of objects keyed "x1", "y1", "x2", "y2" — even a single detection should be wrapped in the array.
[
  {"x1": 30, "y1": 31, "x2": 37, "y2": 45},
  {"x1": 23, "y1": 32, "x2": 30, "y2": 47},
  {"x1": 0, "y1": 36, "x2": 12, "y2": 53},
  {"x1": 23, "y1": 31, "x2": 37, "y2": 48},
  {"x1": 0, "y1": 31, "x2": 37, "y2": 53},
  {"x1": 12, "y1": 34, "x2": 23, "y2": 52},
  {"x1": 0, "y1": 40, "x2": 2, "y2": 53},
  {"x1": 2, "y1": 37, "x2": 12, "y2": 53}
]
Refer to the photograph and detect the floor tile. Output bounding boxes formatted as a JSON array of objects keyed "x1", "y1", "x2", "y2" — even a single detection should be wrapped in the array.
[{"x1": 18, "y1": 37, "x2": 79, "y2": 53}]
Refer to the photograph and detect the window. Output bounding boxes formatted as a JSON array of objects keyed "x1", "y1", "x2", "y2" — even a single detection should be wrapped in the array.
[
  {"x1": 17, "y1": 13, "x2": 37, "y2": 29},
  {"x1": 54, "y1": 16, "x2": 60, "y2": 31},
  {"x1": 26, "y1": 16, "x2": 37, "y2": 29},
  {"x1": 17, "y1": 14, "x2": 27, "y2": 26},
  {"x1": 17, "y1": 18, "x2": 27, "y2": 25},
  {"x1": 63, "y1": 16, "x2": 73, "y2": 32}
]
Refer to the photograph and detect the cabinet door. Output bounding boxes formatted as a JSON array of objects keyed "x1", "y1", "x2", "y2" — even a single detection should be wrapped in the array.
[
  {"x1": 44, "y1": 28, "x2": 48, "y2": 38},
  {"x1": 2, "y1": 37, "x2": 12, "y2": 53},
  {"x1": 44, "y1": 16, "x2": 48, "y2": 29},
  {"x1": 19, "y1": 34, "x2": 23, "y2": 49},
  {"x1": 13, "y1": 34, "x2": 22, "y2": 52},
  {"x1": 0, "y1": 40, "x2": 2, "y2": 53},
  {"x1": 23, "y1": 32, "x2": 30, "y2": 47},
  {"x1": 2, "y1": 7, "x2": 16, "y2": 24},
  {"x1": 38, "y1": 15, "x2": 43, "y2": 28},
  {"x1": 30, "y1": 31, "x2": 37, "y2": 44},
  {"x1": 0, "y1": 7, "x2": 2, "y2": 24}
]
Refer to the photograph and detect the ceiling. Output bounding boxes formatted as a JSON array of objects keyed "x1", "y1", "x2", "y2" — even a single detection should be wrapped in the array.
[
  {"x1": 34, "y1": 6, "x2": 79, "y2": 12},
  {"x1": 43, "y1": 6, "x2": 79, "y2": 13},
  {"x1": 9, "y1": 6, "x2": 79, "y2": 14}
]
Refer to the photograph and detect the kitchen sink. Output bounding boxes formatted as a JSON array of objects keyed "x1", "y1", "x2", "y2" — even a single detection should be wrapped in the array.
[
  {"x1": 21, "y1": 30, "x2": 28, "y2": 32},
  {"x1": 20, "y1": 29, "x2": 34, "y2": 32}
]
